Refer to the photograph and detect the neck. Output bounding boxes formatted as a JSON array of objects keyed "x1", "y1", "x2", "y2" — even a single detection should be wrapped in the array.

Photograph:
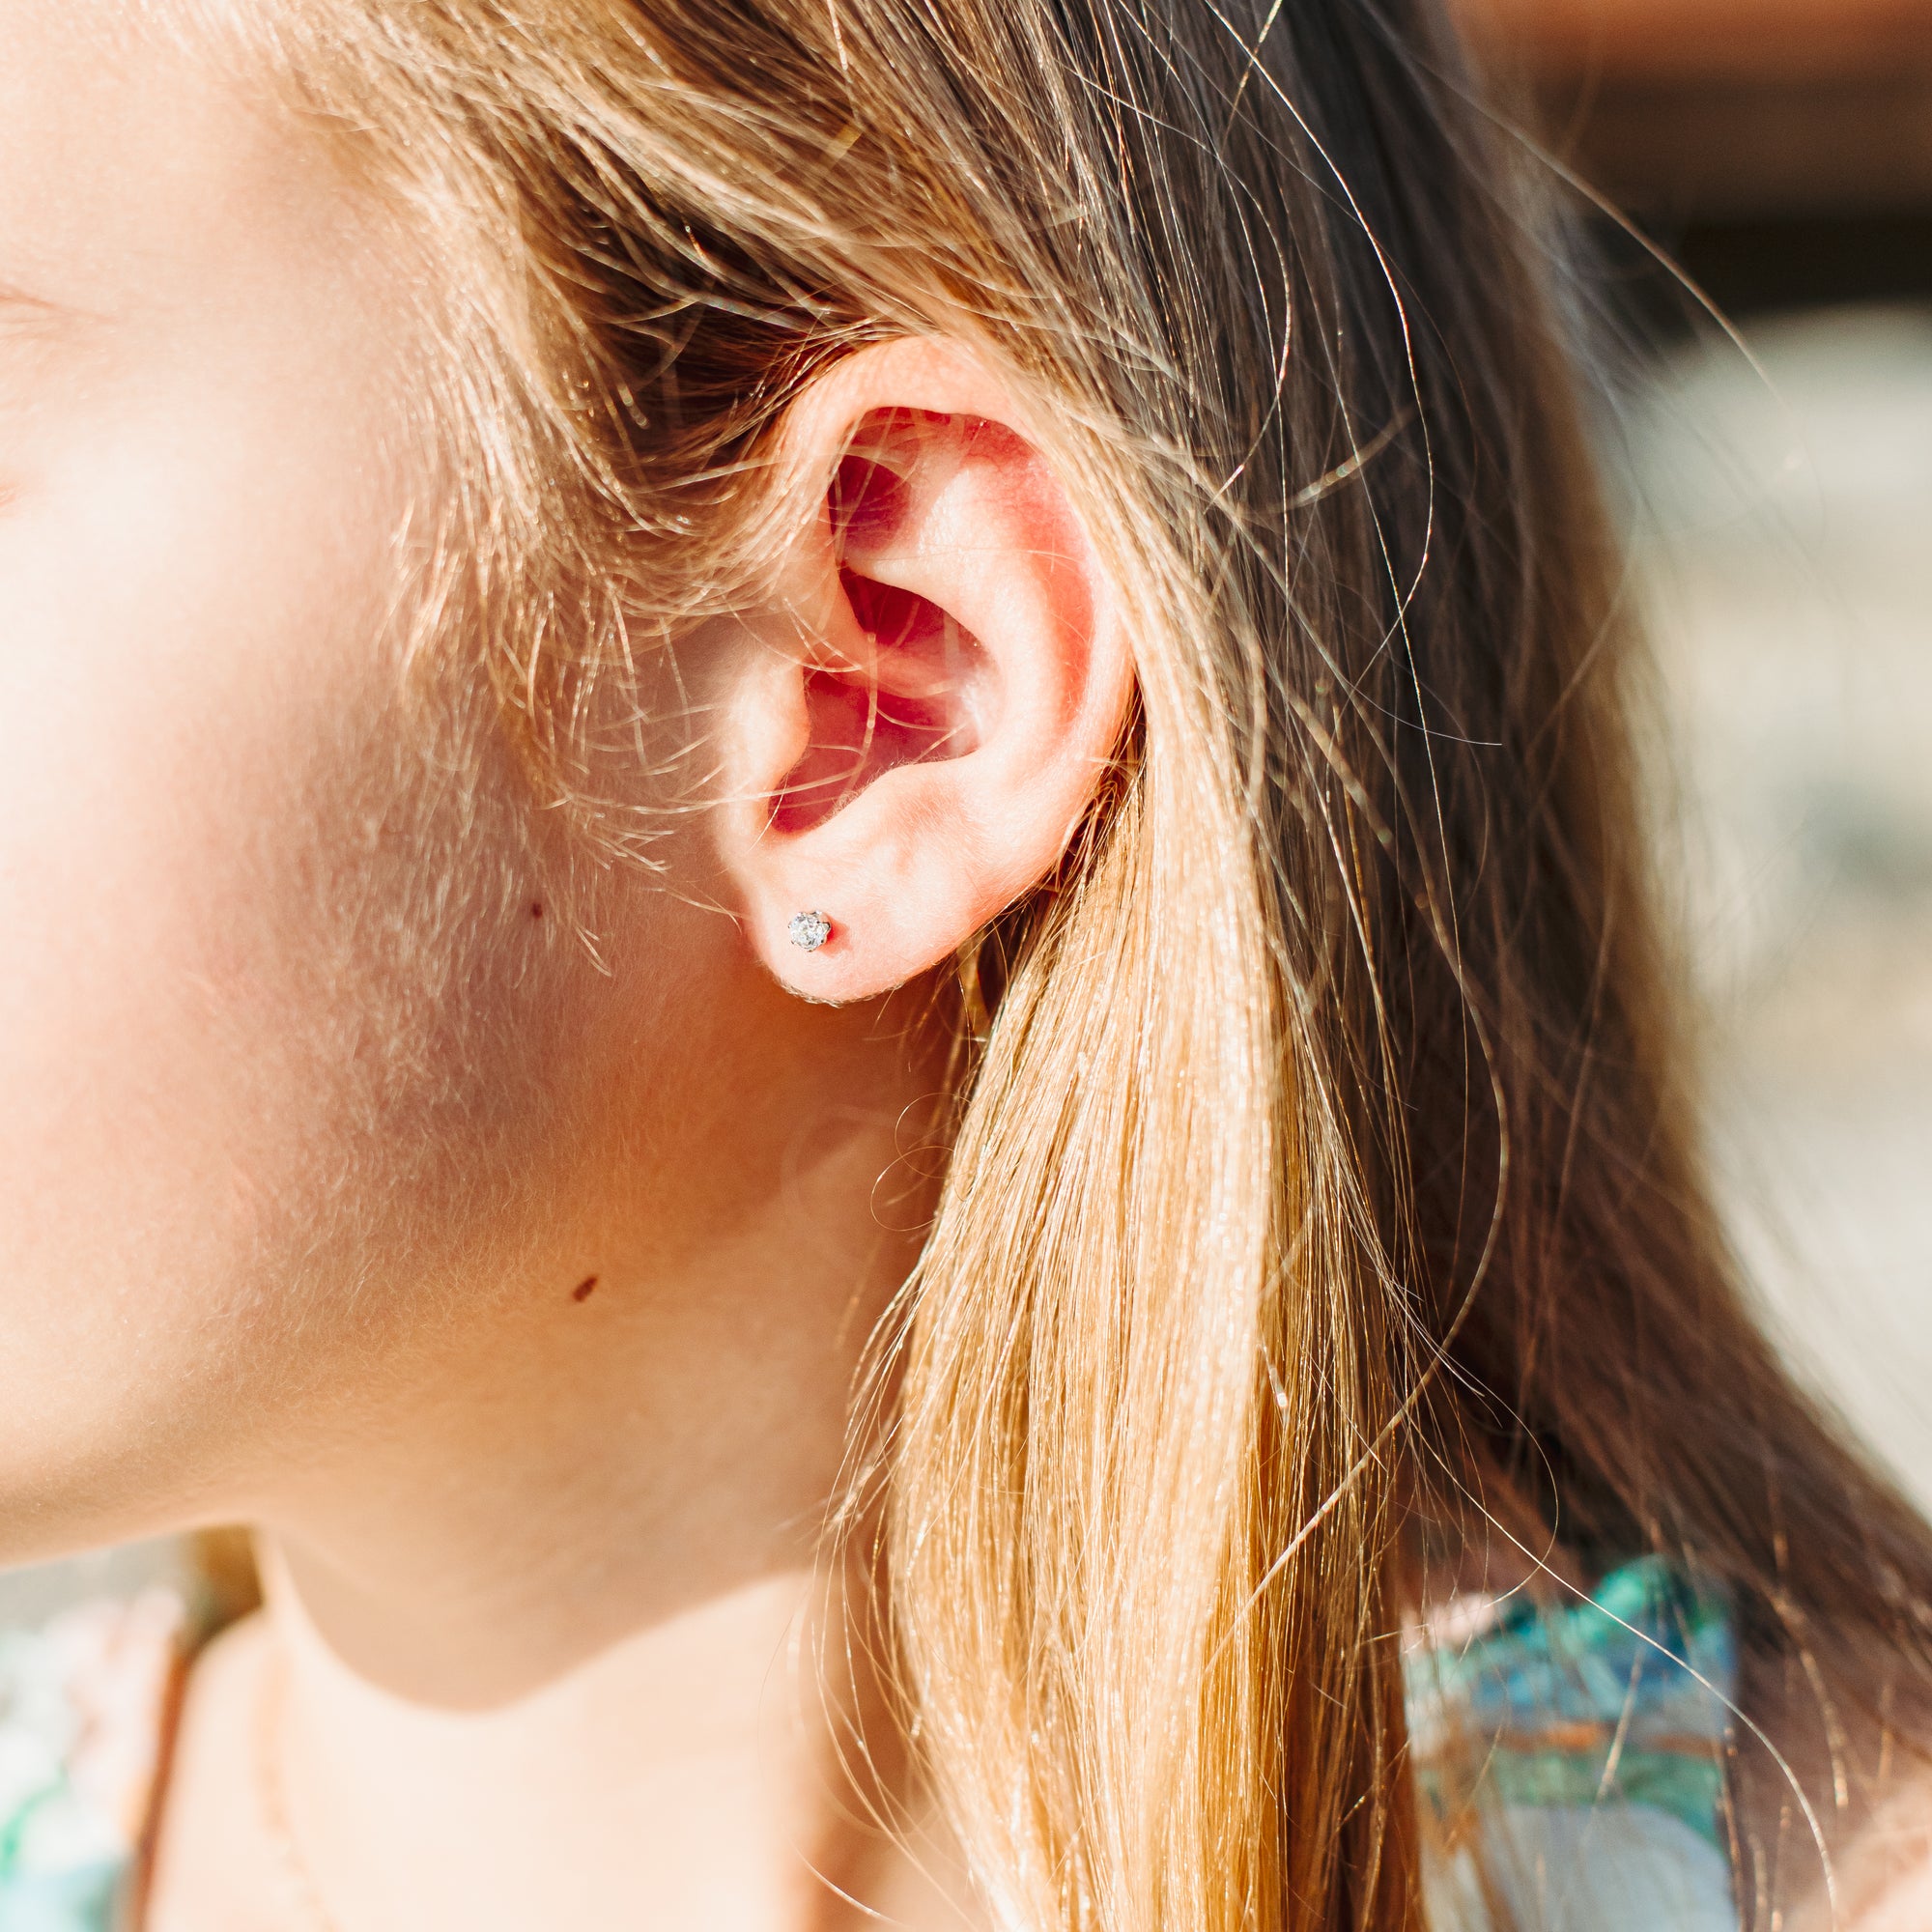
[
  {"x1": 260, "y1": 1545, "x2": 908, "y2": 1931},
  {"x1": 154, "y1": 1066, "x2": 962, "y2": 1931}
]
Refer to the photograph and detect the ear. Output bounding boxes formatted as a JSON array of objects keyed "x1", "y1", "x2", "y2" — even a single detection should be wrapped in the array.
[{"x1": 715, "y1": 339, "x2": 1131, "y2": 1002}]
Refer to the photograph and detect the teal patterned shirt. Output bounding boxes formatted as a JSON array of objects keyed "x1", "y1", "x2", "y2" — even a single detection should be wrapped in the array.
[
  {"x1": 1406, "y1": 1556, "x2": 1739, "y2": 1930},
  {"x1": 0, "y1": 1550, "x2": 1738, "y2": 1931}
]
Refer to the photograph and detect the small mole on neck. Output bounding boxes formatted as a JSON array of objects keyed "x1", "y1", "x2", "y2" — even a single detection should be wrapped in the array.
[{"x1": 572, "y1": 1275, "x2": 598, "y2": 1303}]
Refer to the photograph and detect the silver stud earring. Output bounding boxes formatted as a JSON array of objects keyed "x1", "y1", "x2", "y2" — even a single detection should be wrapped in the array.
[{"x1": 787, "y1": 909, "x2": 833, "y2": 952}]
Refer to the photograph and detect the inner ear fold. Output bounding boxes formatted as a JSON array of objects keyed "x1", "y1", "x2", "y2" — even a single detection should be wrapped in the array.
[{"x1": 769, "y1": 411, "x2": 1001, "y2": 837}]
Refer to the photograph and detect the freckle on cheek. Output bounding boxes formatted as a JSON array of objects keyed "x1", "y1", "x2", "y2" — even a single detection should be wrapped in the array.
[{"x1": 572, "y1": 1275, "x2": 598, "y2": 1303}]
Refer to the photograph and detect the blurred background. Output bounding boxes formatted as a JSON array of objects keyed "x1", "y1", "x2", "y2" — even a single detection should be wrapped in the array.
[{"x1": 1459, "y1": 0, "x2": 1932, "y2": 1510}]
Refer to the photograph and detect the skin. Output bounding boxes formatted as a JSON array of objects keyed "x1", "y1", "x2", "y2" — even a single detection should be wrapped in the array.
[
  {"x1": 10, "y1": 5, "x2": 1928, "y2": 1931},
  {"x1": 0, "y1": 4, "x2": 1126, "y2": 1926}
]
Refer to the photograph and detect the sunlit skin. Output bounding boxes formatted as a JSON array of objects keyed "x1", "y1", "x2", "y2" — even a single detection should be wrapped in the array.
[
  {"x1": 12, "y1": 7, "x2": 1932, "y2": 1932},
  {"x1": 0, "y1": 4, "x2": 1129, "y2": 1926}
]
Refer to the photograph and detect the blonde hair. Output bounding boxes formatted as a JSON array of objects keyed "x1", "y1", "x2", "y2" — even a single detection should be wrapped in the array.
[{"x1": 198, "y1": 0, "x2": 1932, "y2": 1925}]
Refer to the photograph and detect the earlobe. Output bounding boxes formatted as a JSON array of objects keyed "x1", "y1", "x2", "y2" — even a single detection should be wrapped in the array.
[{"x1": 714, "y1": 340, "x2": 1130, "y2": 1003}]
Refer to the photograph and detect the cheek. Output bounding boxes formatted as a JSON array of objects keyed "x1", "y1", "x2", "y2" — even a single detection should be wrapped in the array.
[{"x1": 0, "y1": 321, "x2": 561, "y2": 1548}]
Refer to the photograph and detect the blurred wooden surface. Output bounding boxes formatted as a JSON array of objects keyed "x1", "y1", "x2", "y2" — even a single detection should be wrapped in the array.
[
  {"x1": 1458, "y1": 0, "x2": 1932, "y2": 77},
  {"x1": 1542, "y1": 70, "x2": 1932, "y2": 216},
  {"x1": 1455, "y1": 0, "x2": 1932, "y2": 215}
]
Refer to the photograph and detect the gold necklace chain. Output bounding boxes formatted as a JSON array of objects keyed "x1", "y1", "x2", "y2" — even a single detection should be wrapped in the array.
[{"x1": 253, "y1": 1648, "x2": 346, "y2": 1932}]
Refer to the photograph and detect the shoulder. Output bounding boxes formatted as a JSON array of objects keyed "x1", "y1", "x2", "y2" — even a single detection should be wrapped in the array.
[
  {"x1": 143, "y1": 1608, "x2": 281, "y2": 1932},
  {"x1": 1728, "y1": 1620, "x2": 1932, "y2": 1932},
  {"x1": 1756, "y1": 1769, "x2": 1932, "y2": 1932},
  {"x1": 1843, "y1": 1830, "x2": 1932, "y2": 1932},
  {"x1": 1758, "y1": 1719, "x2": 1932, "y2": 1932}
]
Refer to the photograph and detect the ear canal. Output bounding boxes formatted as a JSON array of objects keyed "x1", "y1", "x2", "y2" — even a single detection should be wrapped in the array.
[{"x1": 770, "y1": 415, "x2": 997, "y2": 837}]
